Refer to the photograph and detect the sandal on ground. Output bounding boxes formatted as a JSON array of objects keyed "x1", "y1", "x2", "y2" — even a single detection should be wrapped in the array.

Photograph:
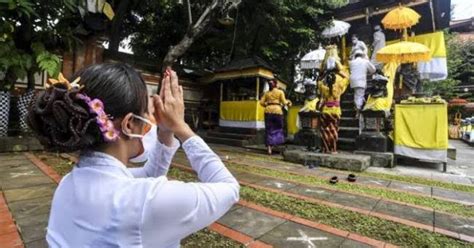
[
  {"x1": 329, "y1": 176, "x2": 338, "y2": 184},
  {"x1": 347, "y1": 174, "x2": 357, "y2": 182}
]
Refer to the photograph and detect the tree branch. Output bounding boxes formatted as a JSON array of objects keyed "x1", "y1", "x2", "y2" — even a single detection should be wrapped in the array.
[{"x1": 162, "y1": 0, "x2": 222, "y2": 69}]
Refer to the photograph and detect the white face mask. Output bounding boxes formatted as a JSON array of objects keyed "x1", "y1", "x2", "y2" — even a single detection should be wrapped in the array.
[{"x1": 123, "y1": 114, "x2": 157, "y2": 163}]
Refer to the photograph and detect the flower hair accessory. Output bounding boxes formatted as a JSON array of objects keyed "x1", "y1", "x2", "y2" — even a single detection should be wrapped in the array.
[
  {"x1": 76, "y1": 94, "x2": 119, "y2": 142},
  {"x1": 47, "y1": 73, "x2": 119, "y2": 142},
  {"x1": 47, "y1": 73, "x2": 82, "y2": 90}
]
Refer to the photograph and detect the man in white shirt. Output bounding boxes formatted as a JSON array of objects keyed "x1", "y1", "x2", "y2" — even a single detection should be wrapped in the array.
[
  {"x1": 349, "y1": 50, "x2": 376, "y2": 117},
  {"x1": 350, "y1": 34, "x2": 368, "y2": 59},
  {"x1": 371, "y1": 25, "x2": 386, "y2": 68}
]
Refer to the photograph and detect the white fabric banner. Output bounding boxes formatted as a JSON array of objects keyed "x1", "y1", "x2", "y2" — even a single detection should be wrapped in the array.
[
  {"x1": 418, "y1": 57, "x2": 448, "y2": 81},
  {"x1": 394, "y1": 145, "x2": 447, "y2": 162},
  {"x1": 219, "y1": 120, "x2": 265, "y2": 129}
]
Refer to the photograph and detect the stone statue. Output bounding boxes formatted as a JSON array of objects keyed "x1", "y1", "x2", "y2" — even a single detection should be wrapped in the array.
[
  {"x1": 299, "y1": 78, "x2": 319, "y2": 113},
  {"x1": 294, "y1": 78, "x2": 321, "y2": 152}
]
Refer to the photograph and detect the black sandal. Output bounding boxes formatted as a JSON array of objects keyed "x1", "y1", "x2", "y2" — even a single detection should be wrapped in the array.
[
  {"x1": 347, "y1": 174, "x2": 357, "y2": 182},
  {"x1": 329, "y1": 176, "x2": 338, "y2": 184}
]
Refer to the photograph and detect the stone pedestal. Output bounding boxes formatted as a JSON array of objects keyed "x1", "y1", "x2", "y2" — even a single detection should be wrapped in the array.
[
  {"x1": 357, "y1": 110, "x2": 389, "y2": 153},
  {"x1": 354, "y1": 150, "x2": 394, "y2": 168},
  {"x1": 293, "y1": 112, "x2": 321, "y2": 151},
  {"x1": 356, "y1": 132, "x2": 388, "y2": 152}
]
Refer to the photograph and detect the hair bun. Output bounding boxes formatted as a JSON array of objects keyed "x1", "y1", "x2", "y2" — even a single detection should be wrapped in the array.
[{"x1": 28, "y1": 86, "x2": 102, "y2": 152}]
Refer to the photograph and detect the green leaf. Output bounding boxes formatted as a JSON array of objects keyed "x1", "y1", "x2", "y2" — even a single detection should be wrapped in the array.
[{"x1": 31, "y1": 42, "x2": 45, "y2": 54}]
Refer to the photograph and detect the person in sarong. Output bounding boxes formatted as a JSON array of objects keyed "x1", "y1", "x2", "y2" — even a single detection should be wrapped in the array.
[
  {"x1": 259, "y1": 79, "x2": 292, "y2": 155},
  {"x1": 318, "y1": 45, "x2": 350, "y2": 154}
]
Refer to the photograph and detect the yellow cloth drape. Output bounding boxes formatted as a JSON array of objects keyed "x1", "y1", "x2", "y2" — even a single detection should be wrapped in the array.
[
  {"x1": 220, "y1": 101, "x2": 265, "y2": 121},
  {"x1": 287, "y1": 106, "x2": 301, "y2": 135},
  {"x1": 394, "y1": 104, "x2": 448, "y2": 149},
  {"x1": 386, "y1": 31, "x2": 446, "y2": 58},
  {"x1": 364, "y1": 61, "x2": 399, "y2": 111}
]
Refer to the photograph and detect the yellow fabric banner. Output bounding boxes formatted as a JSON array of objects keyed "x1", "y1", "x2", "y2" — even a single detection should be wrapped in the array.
[
  {"x1": 287, "y1": 106, "x2": 301, "y2": 135},
  {"x1": 387, "y1": 31, "x2": 446, "y2": 58},
  {"x1": 394, "y1": 104, "x2": 448, "y2": 149},
  {"x1": 220, "y1": 101, "x2": 265, "y2": 121}
]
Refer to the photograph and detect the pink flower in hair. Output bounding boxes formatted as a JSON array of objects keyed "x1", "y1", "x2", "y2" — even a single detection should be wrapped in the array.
[
  {"x1": 97, "y1": 118, "x2": 113, "y2": 132},
  {"x1": 88, "y1": 99, "x2": 104, "y2": 114},
  {"x1": 104, "y1": 128, "x2": 119, "y2": 142},
  {"x1": 96, "y1": 112, "x2": 109, "y2": 126},
  {"x1": 77, "y1": 93, "x2": 91, "y2": 103},
  {"x1": 76, "y1": 92, "x2": 118, "y2": 142}
]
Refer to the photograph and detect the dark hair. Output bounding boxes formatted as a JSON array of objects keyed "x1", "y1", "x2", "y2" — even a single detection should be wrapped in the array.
[
  {"x1": 269, "y1": 79, "x2": 277, "y2": 90},
  {"x1": 28, "y1": 63, "x2": 148, "y2": 152},
  {"x1": 327, "y1": 72, "x2": 336, "y2": 96}
]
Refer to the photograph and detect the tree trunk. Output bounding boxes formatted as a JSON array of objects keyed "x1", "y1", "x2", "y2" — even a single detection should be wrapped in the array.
[
  {"x1": 109, "y1": 0, "x2": 131, "y2": 52},
  {"x1": 27, "y1": 70, "x2": 35, "y2": 90},
  {"x1": 161, "y1": 0, "x2": 221, "y2": 70}
]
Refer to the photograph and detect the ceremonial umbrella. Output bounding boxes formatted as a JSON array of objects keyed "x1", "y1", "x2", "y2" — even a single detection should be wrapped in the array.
[
  {"x1": 300, "y1": 45, "x2": 326, "y2": 69},
  {"x1": 322, "y1": 19, "x2": 350, "y2": 63},
  {"x1": 322, "y1": 19, "x2": 351, "y2": 38},
  {"x1": 376, "y1": 41, "x2": 431, "y2": 64},
  {"x1": 381, "y1": 5, "x2": 421, "y2": 30}
]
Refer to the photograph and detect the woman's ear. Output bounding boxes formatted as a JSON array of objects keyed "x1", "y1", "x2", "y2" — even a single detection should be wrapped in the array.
[{"x1": 121, "y1": 113, "x2": 135, "y2": 137}]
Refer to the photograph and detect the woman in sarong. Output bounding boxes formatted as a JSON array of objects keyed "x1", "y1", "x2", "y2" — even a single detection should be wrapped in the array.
[
  {"x1": 318, "y1": 45, "x2": 349, "y2": 154},
  {"x1": 259, "y1": 79, "x2": 292, "y2": 155}
]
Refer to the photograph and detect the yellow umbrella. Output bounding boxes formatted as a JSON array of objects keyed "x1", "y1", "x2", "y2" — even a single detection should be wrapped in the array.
[
  {"x1": 376, "y1": 41, "x2": 431, "y2": 64},
  {"x1": 382, "y1": 5, "x2": 421, "y2": 30}
]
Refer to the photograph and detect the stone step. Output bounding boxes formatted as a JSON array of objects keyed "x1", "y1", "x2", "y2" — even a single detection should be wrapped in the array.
[
  {"x1": 0, "y1": 136, "x2": 44, "y2": 152},
  {"x1": 340, "y1": 117, "x2": 359, "y2": 127},
  {"x1": 283, "y1": 149, "x2": 371, "y2": 171},
  {"x1": 207, "y1": 130, "x2": 255, "y2": 141},
  {"x1": 203, "y1": 136, "x2": 249, "y2": 147},
  {"x1": 340, "y1": 100, "x2": 354, "y2": 109},
  {"x1": 216, "y1": 127, "x2": 257, "y2": 135},
  {"x1": 337, "y1": 137, "x2": 356, "y2": 150},
  {"x1": 341, "y1": 108, "x2": 357, "y2": 117},
  {"x1": 338, "y1": 127, "x2": 359, "y2": 138}
]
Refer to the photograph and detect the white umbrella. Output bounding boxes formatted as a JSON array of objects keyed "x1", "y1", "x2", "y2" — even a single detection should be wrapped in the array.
[
  {"x1": 322, "y1": 19, "x2": 351, "y2": 38},
  {"x1": 300, "y1": 45, "x2": 326, "y2": 69}
]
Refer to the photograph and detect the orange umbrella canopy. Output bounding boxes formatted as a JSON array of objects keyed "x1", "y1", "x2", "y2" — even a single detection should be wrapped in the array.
[
  {"x1": 376, "y1": 41, "x2": 431, "y2": 63},
  {"x1": 382, "y1": 6, "x2": 421, "y2": 30}
]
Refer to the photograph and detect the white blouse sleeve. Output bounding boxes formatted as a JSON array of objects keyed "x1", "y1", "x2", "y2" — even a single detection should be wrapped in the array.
[
  {"x1": 140, "y1": 136, "x2": 240, "y2": 246},
  {"x1": 129, "y1": 137, "x2": 180, "y2": 178}
]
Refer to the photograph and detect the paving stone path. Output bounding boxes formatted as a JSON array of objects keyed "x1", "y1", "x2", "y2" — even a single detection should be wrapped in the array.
[
  {"x1": 0, "y1": 153, "x2": 54, "y2": 248},
  {"x1": 219, "y1": 204, "x2": 381, "y2": 248},
  {"x1": 172, "y1": 155, "x2": 474, "y2": 242},
  {"x1": 198, "y1": 148, "x2": 474, "y2": 206}
]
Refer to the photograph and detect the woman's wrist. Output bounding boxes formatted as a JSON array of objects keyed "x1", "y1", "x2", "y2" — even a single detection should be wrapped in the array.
[
  {"x1": 173, "y1": 123, "x2": 195, "y2": 143},
  {"x1": 158, "y1": 128, "x2": 175, "y2": 147}
]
